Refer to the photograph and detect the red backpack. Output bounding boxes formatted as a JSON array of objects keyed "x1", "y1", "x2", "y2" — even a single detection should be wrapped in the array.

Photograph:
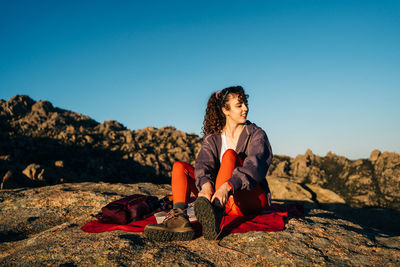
[{"x1": 93, "y1": 194, "x2": 172, "y2": 225}]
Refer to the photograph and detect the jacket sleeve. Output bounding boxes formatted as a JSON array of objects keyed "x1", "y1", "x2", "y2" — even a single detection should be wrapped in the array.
[
  {"x1": 194, "y1": 136, "x2": 219, "y2": 191},
  {"x1": 227, "y1": 128, "x2": 273, "y2": 194}
]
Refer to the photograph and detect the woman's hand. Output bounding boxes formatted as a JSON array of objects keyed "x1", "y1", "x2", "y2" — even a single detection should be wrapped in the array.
[
  {"x1": 198, "y1": 182, "x2": 214, "y2": 201},
  {"x1": 211, "y1": 182, "x2": 232, "y2": 208}
]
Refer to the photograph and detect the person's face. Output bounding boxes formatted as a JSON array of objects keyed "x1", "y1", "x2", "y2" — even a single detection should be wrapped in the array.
[{"x1": 222, "y1": 94, "x2": 248, "y2": 125}]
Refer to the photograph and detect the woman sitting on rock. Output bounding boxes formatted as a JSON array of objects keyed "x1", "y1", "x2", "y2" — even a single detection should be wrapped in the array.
[{"x1": 144, "y1": 86, "x2": 273, "y2": 241}]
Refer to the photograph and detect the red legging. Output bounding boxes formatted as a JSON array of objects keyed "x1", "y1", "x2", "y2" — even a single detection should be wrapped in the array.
[{"x1": 171, "y1": 149, "x2": 269, "y2": 216}]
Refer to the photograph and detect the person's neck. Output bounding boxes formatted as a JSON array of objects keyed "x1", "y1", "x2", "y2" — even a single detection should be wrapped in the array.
[{"x1": 223, "y1": 121, "x2": 245, "y2": 139}]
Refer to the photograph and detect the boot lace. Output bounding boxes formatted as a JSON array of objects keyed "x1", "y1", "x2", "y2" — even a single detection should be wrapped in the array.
[{"x1": 162, "y1": 208, "x2": 186, "y2": 223}]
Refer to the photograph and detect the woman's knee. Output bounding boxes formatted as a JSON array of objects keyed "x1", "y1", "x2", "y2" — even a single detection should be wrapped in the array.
[
  {"x1": 221, "y1": 149, "x2": 238, "y2": 162},
  {"x1": 172, "y1": 161, "x2": 191, "y2": 178},
  {"x1": 172, "y1": 161, "x2": 186, "y2": 172},
  {"x1": 172, "y1": 161, "x2": 187, "y2": 184}
]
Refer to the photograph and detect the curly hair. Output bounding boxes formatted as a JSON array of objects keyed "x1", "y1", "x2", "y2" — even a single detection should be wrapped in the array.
[{"x1": 202, "y1": 86, "x2": 249, "y2": 136}]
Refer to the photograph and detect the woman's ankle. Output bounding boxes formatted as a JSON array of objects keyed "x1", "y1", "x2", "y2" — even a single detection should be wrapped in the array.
[{"x1": 173, "y1": 202, "x2": 188, "y2": 210}]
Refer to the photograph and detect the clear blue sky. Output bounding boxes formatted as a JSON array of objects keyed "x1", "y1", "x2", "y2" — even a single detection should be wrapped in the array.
[{"x1": 1, "y1": 0, "x2": 399, "y2": 160}]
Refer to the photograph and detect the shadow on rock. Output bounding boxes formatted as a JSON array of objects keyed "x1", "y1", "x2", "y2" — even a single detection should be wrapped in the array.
[
  {"x1": 293, "y1": 201, "x2": 400, "y2": 240},
  {"x1": 0, "y1": 231, "x2": 27, "y2": 243},
  {"x1": 320, "y1": 203, "x2": 400, "y2": 237},
  {"x1": 274, "y1": 198, "x2": 400, "y2": 238},
  {"x1": 0, "y1": 134, "x2": 169, "y2": 188},
  {"x1": 59, "y1": 263, "x2": 78, "y2": 267},
  {"x1": 119, "y1": 234, "x2": 147, "y2": 247}
]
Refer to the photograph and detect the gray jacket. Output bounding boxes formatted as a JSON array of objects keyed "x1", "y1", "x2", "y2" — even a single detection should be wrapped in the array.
[{"x1": 194, "y1": 121, "x2": 273, "y2": 194}]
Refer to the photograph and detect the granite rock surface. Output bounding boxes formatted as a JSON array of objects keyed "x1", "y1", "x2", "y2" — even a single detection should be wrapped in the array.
[{"x1": 1, "y1": 181, "x2": 399, "y2": 266}]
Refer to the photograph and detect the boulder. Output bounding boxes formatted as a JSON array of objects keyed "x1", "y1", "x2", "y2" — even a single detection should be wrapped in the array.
[
  {"x1": 1, "y1": 170, "x2": 13, "y2": 189},
  {"x1": 54, "y1": 161, "x2": 64, "y2": 168},
  {"x1": 369, "y1": 149, "x2": 381, "y2": 162},
  {"x1": 305, "y1": 184, "x2": 345, "y2": 204},
  {"x1": 270, "y1": 161, "x2": 290, "y2": 177},
  {"x1": 22, "y1": 164, "x2": 46, "y2": 182},
  {"x1": 3, "y1": 95, "x2": 35, "y2": 117},
  {"x1": 31, "y1": 100, "x2": 54, "y2": 116},
  {"x1": 21, "y1": 164, "x2": 58, "y2": 184},
  {"x1": 268, "y1": 176, "x2": 312, "y2": 202}
]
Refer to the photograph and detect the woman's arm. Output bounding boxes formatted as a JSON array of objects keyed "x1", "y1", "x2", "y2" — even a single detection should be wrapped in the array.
[
  {"x1": 227, "y1": 128, "x2": 273, "y2": 194},
  {"x1": 194, "y1": 136, "x2": 219, "y2": 199}
]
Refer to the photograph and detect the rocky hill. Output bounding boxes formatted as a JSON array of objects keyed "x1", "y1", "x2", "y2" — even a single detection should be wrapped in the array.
[
  {"x1": 269, "y1": 149, "x2": 400, "y2": 211},
  {"x1": 1, "y1": 95, "x2": 399, "y2": 265},
  {"x1": 1, "y1": 95, "x2": 399, "y2": 212},
  {"x1": 0, "y1": 95, "x2": 202, "y2": 187}
]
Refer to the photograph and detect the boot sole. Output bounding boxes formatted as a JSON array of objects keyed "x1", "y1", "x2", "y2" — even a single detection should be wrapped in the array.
[
  {"x1": 143, "y1": 227, "x2": 195, "y2": 242},
  {"x1": 194, "y1": 197, "x2": 222, "y2": 240}
]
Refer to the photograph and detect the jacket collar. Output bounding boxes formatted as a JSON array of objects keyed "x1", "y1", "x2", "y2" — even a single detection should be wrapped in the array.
[
  {"x1": 235, "y1": 120, "x2": 252, "y2": 152},
  {"x1": 205, "y1": 121, "x2": 255, "y2": 155}
]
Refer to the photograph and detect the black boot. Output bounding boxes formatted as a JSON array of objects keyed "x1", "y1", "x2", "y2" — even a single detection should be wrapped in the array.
[{"x1": 193, "y1": 197, "x2": 224, "y2": 240}]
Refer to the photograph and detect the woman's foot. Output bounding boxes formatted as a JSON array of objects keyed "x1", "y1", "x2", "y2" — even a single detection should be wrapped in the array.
[
  {"x1": 144, "y1": 208, "x2": 195, "y2": 242},
  {"x1": 193, "y1": 197, "x2": 224, "y2": 240}
]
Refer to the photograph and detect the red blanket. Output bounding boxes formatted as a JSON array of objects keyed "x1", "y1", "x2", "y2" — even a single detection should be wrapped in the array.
[{"x1": 81, "y1": 203, "x2": 303, "y2": 235}]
